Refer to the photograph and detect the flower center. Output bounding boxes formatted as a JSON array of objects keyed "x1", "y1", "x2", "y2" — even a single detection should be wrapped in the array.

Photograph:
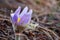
[{"x1": 17, "y1": 17, "x2": 21, "y2": 23}]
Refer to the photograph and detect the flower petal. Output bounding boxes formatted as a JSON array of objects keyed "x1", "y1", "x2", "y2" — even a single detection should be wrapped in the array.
[
  {"x1": 26, "y1": 9, "x2": 33, "y2": 23},
  {"x1": 27, "y1": 9, "x2": 33, "y2": 15},
  {"x1": 14, "y1": 6, "x2": 21, "y2": 15},
  {"x1": 11, "y1": 6, "x2": 21, "y2": 18},
  {"x1": 22, "y1": 14, "x2": 31, "y2": 25},
  {"x1": 10, "y1": 13, "x2": 14, "y2": 18},
  {"x1": 19, "y1": 6, "x2": 28, "y2": 17},
  {"x1": 12, "y1": 14, "x2": 18, "y2": 23}
]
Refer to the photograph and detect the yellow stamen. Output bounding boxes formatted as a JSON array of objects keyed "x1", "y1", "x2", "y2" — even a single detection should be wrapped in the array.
[{"x1": 17, "y1": 17, "x2": 20, "y2": 23}]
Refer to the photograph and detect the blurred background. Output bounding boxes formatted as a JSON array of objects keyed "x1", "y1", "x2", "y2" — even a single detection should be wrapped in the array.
[{"x1": 0, "y1": 0, "x2": 60, "y2": 40}]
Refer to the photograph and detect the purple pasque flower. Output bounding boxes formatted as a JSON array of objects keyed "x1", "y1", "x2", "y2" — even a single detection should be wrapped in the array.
[{"x1": 10, "y1": 6, "x2": 33, "y2": 26}]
